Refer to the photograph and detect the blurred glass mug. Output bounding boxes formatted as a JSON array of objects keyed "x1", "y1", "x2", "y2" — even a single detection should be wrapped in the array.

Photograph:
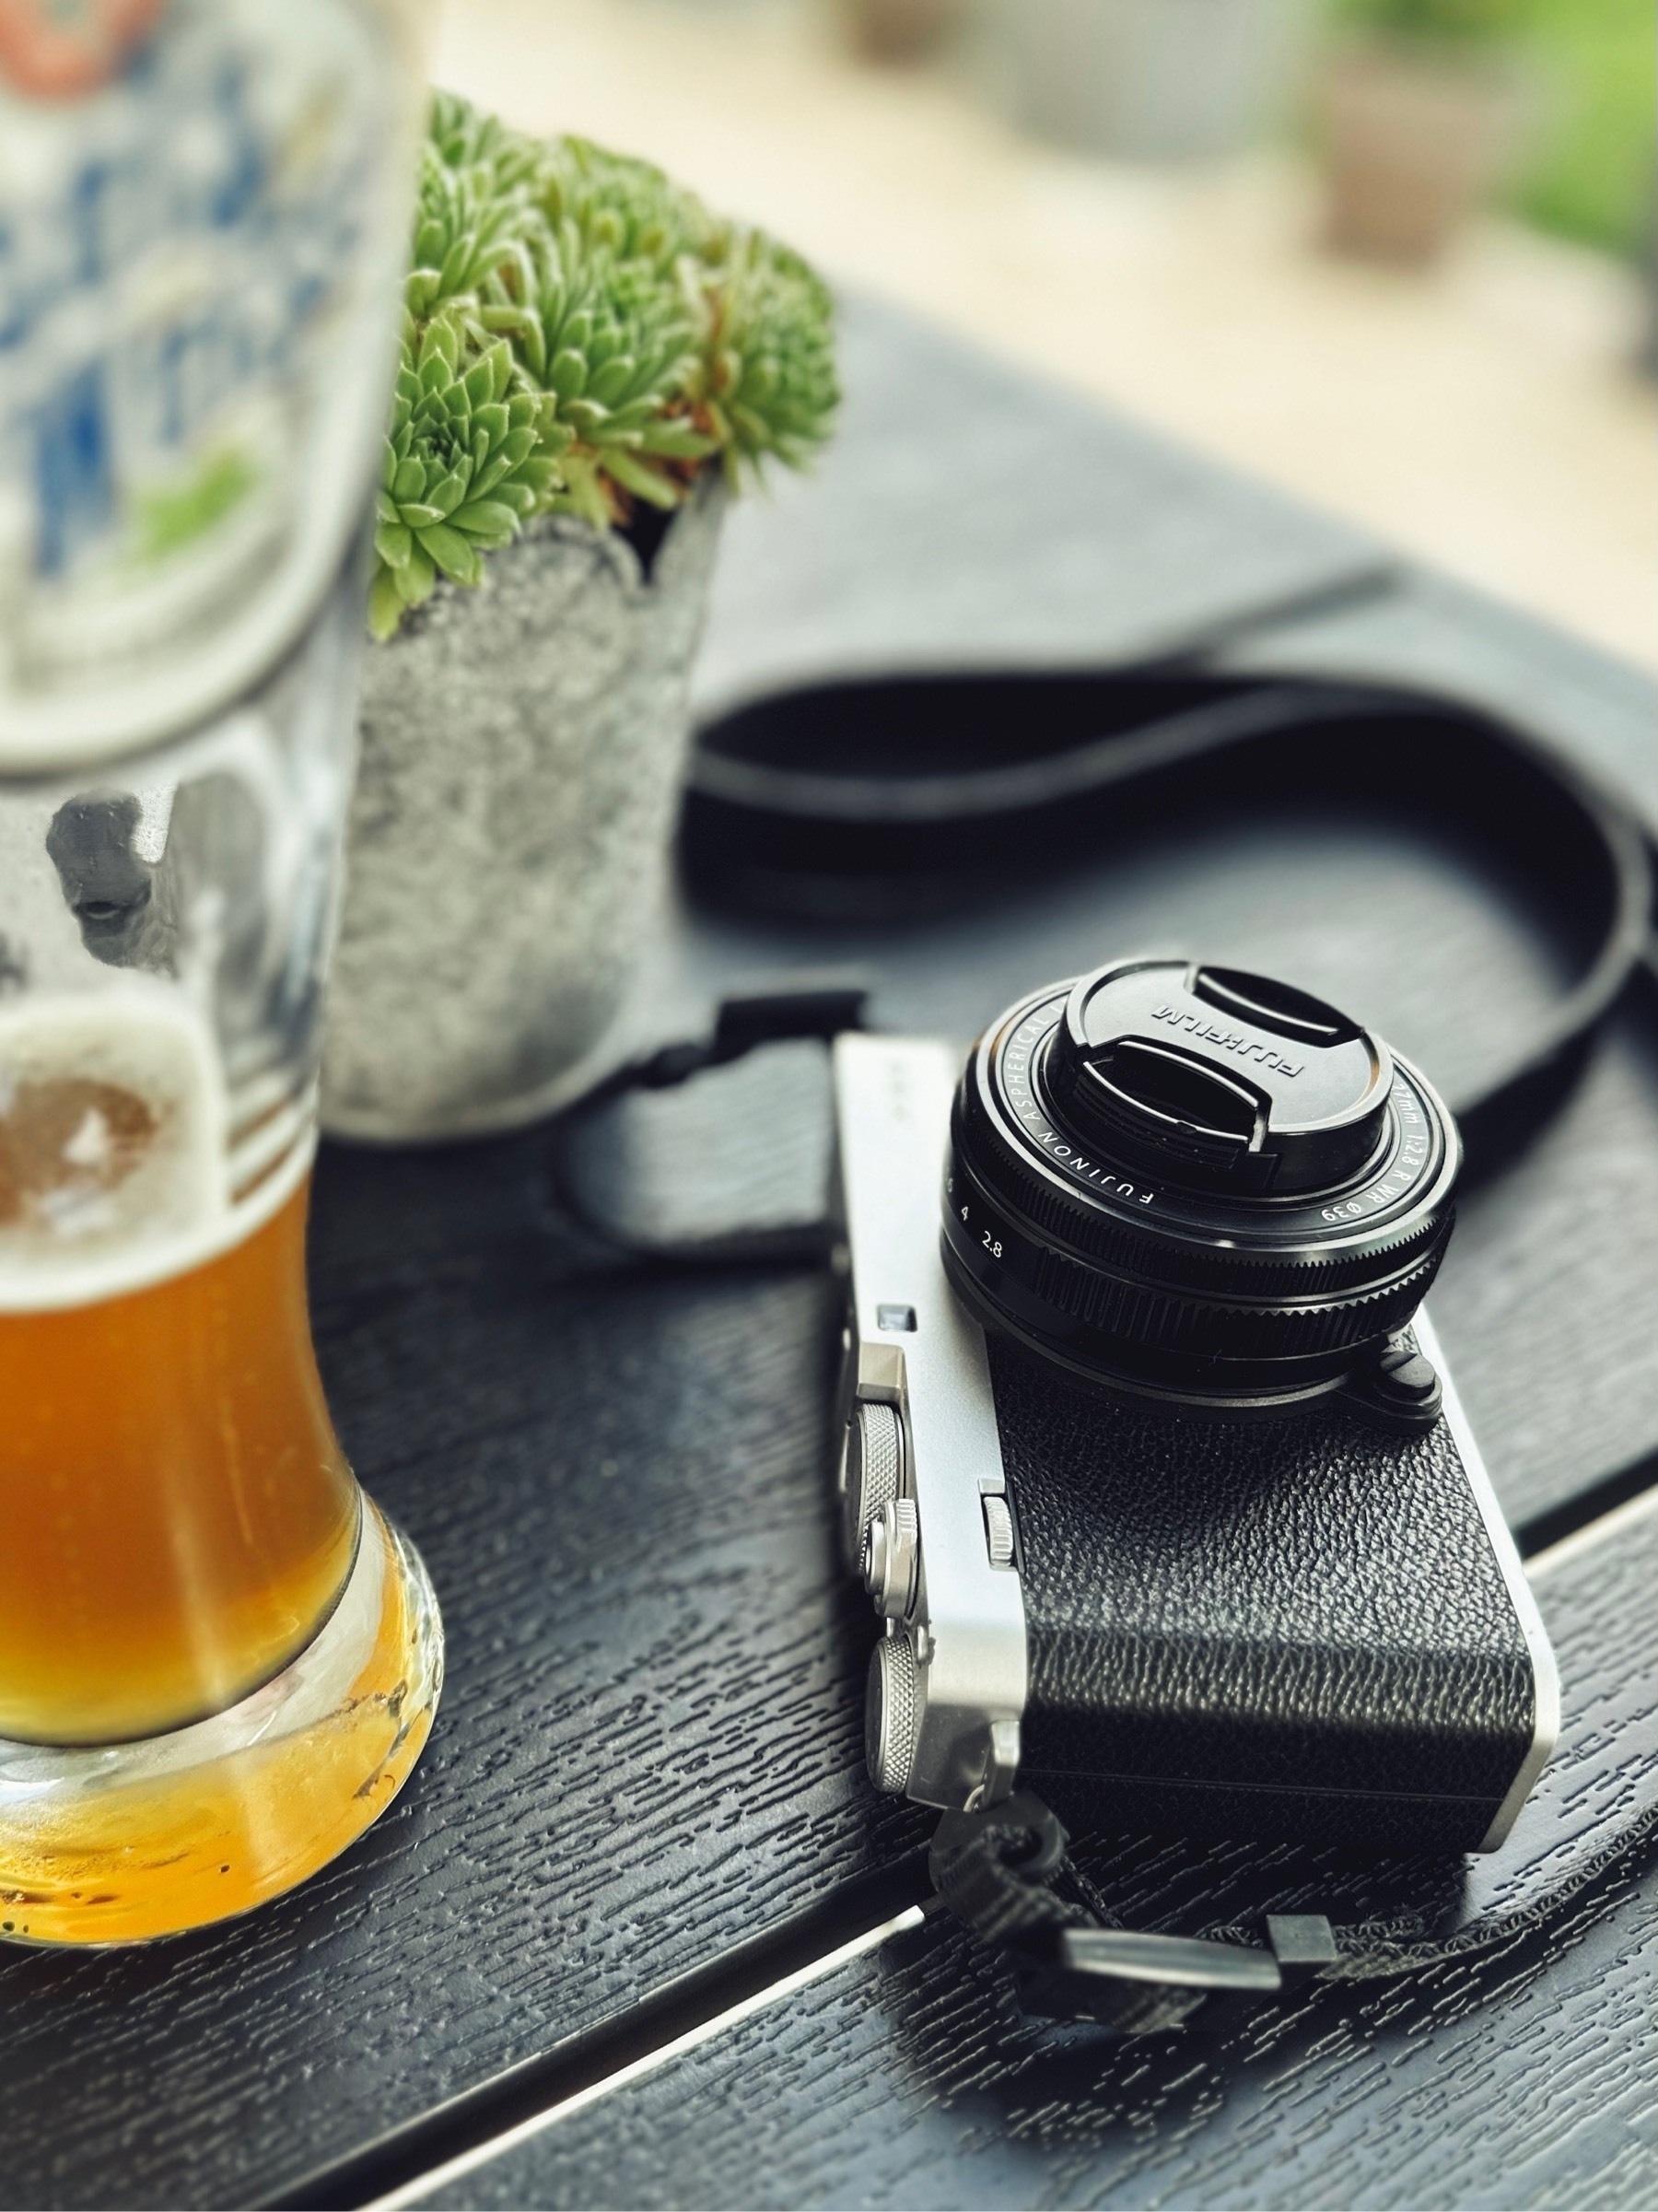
[{"x1": 0, "y1": 0, "x2": 440, "y2": 1944}]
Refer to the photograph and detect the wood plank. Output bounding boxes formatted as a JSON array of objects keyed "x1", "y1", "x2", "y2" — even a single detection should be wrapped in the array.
[
  {"x1": 402, "y1": 1499, "x2": 1658, "y2": 2212},
  {"x1": 1433, "y1": 1012, "x2": 1658, "y2": 1533},
  {"x1": 1220, "y1": 573, "x2": 1658, "y2": 828},
  {"x1": 0, "y1": 305, "x2": 1651, "y2": 2211},
  {"x1": 692, "y1": 295, "x2": 1385, "y2": 721},
  {"x1": 0, "y1": 983, "x2": 1643, "y2": 2207},
  {"x1": 0, "y1": 1171, "x2": 925, "y2": 2212}
]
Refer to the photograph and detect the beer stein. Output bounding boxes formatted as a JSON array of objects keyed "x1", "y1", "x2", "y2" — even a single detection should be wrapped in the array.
[{"x1": 0, "y1": 0, "x2": 439, "y2": 1944}]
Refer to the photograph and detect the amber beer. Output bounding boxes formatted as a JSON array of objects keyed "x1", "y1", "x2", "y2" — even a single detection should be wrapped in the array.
[
  {"x1": 0, "y1": 992, "x2": 357, "y2": 1740},
  {"x1": 0, "y1": 0, "x2": 439, "y2": 1942},
  {"x1": 0, "y1": 1174, "x2": 356, "y2": 1749},
  {"x1": 0, "y1": 1001, "x2": 440, "y2": 1945}
]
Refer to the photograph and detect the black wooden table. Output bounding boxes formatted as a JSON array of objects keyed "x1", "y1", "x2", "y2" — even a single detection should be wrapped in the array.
[{"x1": 2, "y1": 298, "x2": 1652, "y2": 2212}]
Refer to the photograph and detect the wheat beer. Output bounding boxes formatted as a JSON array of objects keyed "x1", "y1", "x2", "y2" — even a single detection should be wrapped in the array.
[
  {"x1": 0, "y1": 993, "x2": 441, "y2": 1944},
  {"x1": 0, "y1": 1165, "x2": 357, "y2": 1749},
  {"x1": 0, "y1": 0, "x2": 439, "y2": 1944},
  {"x1": 0, "y1": 997, "x2": 358, "y2": 1751}
]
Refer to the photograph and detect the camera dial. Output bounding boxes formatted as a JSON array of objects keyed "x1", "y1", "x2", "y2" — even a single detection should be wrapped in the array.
[{"x1": 942, "y1": 958, "x2": 1459, "y2": 1417}]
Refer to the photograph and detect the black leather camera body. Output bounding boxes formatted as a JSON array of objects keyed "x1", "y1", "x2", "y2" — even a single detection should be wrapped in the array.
[{"x1": 832, "y1": 959, "x2": 1558, "y2": 1857}]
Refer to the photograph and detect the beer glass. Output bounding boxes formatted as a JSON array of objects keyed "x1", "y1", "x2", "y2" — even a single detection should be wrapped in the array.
[{"x1": 0, "y1": 0, "x2": 439, "y2": 1945}]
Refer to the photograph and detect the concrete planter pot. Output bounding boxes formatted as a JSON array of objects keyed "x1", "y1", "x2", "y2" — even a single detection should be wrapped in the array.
[
  {"x1": 321, "y1": 477, "x2": 724, "y2": 1143},
  {"x1": 991, "y1": 0, "x2": 1304, "y2": 162},
  {"x1": 1316, "y1": 45, "x2": 1517, "y2": 266}
]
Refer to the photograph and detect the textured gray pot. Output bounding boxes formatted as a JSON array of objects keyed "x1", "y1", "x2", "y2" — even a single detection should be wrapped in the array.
[
  {"x1": 988, "y1": 0, "x2": 1305, "y2": 161},
  {"x1": 321, "y1": 476, "x2": 724, "y2": 1141}
]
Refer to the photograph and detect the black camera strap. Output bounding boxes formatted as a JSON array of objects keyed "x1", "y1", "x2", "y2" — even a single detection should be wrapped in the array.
[
  {"x1": 554, "y1": 659, "x2": 1658, "y2": 2033},
  {"x1": 679, "y1": 668, "x2": 1656, "y2": 1189},
  {"x1": 928, "y1": 1775, "x2": 1658, "y2": 2037}
]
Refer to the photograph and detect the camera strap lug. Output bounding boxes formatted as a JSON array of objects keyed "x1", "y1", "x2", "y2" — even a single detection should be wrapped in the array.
[
  {"x1": 1338, "y1": 1332, "x2": 1445, "y2": 1434},
  {"x1": 929, "y1": 1794, "x2": 1341, "y2": 2035}
]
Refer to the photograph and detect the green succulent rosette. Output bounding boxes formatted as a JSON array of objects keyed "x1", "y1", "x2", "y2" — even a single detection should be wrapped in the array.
[
  {"x1": 403, "y1": 135, "x2": 539, "y2": 323},
  {"x1": 536, "y1": 135, "x2": 717, "y2": 275},
  {"x1": 523, "y1": 243, "x2": 713, "y2": 525},
  {"x1": 368, "y1": 91, "x2": 839, "y2": 640},
  {"x1": 369, "y1": 313, "x2": 564, "y2": 640},
  {"x1": 693, "y1": 232, "x2": 840, "y2": 486},
  {"x1": 425, "y1": 88, "x2": 543, "y2": 193}
]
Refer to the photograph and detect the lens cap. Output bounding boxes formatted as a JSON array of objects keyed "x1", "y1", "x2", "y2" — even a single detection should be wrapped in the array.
[
  {"x1": 943, "y1": 954, "x2": 1461, "y2": 1415},
  {"x1": 1045, "y1": 960, "x2": 1393, "y2": 1195}
]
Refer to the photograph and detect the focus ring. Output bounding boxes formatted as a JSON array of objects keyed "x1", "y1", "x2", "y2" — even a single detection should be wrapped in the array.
[
  {"x1": 956, "y1": 1079, "x2": 1446, "y2": 1298},
  {"x1": 1029, "y1": 1239, "x2": 1446, "y2": 1361}
]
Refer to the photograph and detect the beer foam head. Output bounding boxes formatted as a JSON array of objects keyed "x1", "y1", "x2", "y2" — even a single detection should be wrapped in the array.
[{"x1": 0, "y1": 992, "x2": 229, "y2": 1309}]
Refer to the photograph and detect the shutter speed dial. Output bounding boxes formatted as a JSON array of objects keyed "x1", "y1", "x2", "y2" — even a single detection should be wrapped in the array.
[
  {"x1": 847, "y1": 1400, "x2": 920, "y2": 1618},
  {"x1": 844, "y1": 1399, "x2": 902, "y2": 1568}
]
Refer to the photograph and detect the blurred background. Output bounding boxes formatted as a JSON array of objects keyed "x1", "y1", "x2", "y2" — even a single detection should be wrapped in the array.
[{"x1": 430, "y1": 0, "x2": 1654, "y2": 671}]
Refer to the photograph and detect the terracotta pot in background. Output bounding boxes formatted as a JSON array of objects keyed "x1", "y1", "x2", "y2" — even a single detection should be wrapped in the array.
[
  {"x1": 322, "y1": 478, "x2": 725, "y2": 1143},
  {"x1": 836, "y1": 0, "x2": 952, "y2": 64},
  {"x1": 1316, "y1": 45, "x2": 1517, "y2": 266}
]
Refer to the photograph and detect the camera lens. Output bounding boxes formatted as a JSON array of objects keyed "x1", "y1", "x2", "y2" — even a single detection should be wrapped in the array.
[{"x1": 941, "y1": 957, "x2": 1460, "y2": 1413}]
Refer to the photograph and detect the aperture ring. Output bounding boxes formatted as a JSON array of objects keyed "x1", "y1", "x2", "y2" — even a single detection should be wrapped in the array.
[
  {"x1": 945, "y1": 1150, "x2": 1452, "y2": 1370},
  {"x1": 956, "y1": 1075, "x2": 1447, "y2": 1299}
]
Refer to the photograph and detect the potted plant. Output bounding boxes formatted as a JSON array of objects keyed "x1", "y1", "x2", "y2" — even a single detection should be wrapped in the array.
[
  {"x1": 836, "y1": 0, "x2": 952, "y2": 65},
  {"x1": 321, "y1": 94, "x2": 837, "y2": 1143},
  {"x1": 1315, "y1": 0, "x2": 1526, "y2": 263},
  {"x1": 987, "y1": 0, "x2": 1307, "y2": 162}
]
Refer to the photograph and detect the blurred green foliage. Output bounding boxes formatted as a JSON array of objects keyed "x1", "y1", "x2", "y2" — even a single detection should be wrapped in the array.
[
  {"x1": 1330, "y1": 0, "x2": 1653, "y2": 254},
  {"x1": 1514, "y1": 0, "x2": 1652, "y2": 253},
  {"x1": 1334, "y1": 0, "x2": 1526, "y2": 45}
]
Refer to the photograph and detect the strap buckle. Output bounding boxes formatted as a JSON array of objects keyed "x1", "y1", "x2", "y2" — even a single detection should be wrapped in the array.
[{"x1": 929, "y1": 1795, "x2": 1337, "y2": 2035}]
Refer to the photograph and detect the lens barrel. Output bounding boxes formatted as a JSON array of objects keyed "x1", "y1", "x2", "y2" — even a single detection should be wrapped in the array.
[{"x1": 941, "y1": 958, "x2": 1460, "y2": 1414}]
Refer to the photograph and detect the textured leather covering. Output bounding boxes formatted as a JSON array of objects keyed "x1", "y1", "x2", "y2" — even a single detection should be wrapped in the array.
[{"x1": 989, "y1": 1338, "x2": 1536, "y2": 1852}]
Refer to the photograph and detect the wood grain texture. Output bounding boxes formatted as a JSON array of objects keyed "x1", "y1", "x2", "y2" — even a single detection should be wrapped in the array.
[
  {"x1": 1433, "y1": 1012, "x2": 1658, "y2": 1529},
  {"x1": 0, "y1": 839, "x2": 1643, "y2": 2211},
  {"x1": 0, "y1": 301, "x2": 1652, "y2": 2211},
  {"x1": 414, "y1": 1505, "x2": 1658, "y2": 2212},
  {"x1": 0, "y1": 1179, "x2": 924, "y2": 2212},
  {"x1": 692, "y1": 297, "x2": 1384, "y2": 724}
]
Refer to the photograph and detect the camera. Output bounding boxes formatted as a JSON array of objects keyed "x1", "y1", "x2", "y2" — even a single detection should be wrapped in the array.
[{"x1": 832, "y1": 957, "x2": 1559, "y2": 1856}]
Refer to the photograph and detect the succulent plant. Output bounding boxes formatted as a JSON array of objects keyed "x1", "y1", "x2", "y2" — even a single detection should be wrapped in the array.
[
  {"x1": 403, "y1": 148, "x2": 534, "y2": 323},
  {"x1": 368, "y1": 92, "x2": 838, "y2": 639},
  {"x1": 537, "y1": 135, "x2": 717, "y2": 275},
  {"x1": 693, "y1": 232, "x2": 840, "y2": 486},
  {"x1": 425, "y1": 88, "x2": 543, "y2": 193},
  {"x1": 369, "y1": 311, "x2": 564, "y2": 640}
]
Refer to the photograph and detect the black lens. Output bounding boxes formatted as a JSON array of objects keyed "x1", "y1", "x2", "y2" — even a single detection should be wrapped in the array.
[{"x1": 941, "y1": 957, "x2": 1460, "y2": 1414}]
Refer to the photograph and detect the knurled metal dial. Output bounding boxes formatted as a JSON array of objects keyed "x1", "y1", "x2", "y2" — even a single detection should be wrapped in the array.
[
  {"x1": 845, "y1": 1399, "x2": 903, "y2": 1566},
  {"x1": 866, "y1": 1633, "x2": 918, "y2": 1794},
  {"x1": 982, "y1": 1492, "x2": 1016, "y2": 1570}
]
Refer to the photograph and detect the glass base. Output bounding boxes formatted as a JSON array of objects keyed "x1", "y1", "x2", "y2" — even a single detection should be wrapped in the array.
[{"x1": 0, "y1": 1502, "x2": 441, "y2": 1946}]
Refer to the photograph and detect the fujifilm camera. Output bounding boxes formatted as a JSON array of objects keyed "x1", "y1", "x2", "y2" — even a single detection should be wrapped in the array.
[{"x1": 832, "y1": 957, "x2": 1559, "y2": 1855}]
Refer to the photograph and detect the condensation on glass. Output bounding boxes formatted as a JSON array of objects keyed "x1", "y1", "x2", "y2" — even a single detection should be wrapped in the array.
[{"x1": 0, "y1": 0, "x2": 441, "y2": 1946}]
